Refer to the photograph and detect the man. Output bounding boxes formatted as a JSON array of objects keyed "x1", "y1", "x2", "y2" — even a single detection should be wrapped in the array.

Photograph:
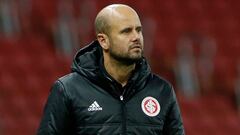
[{"x1": 37, "y1": 4, "x2": 185, "y2": 135}]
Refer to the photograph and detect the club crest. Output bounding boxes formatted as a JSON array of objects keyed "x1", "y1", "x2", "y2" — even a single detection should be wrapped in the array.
[{"x1": 141, "y1": 96, "x2": 160, "y2": 117}]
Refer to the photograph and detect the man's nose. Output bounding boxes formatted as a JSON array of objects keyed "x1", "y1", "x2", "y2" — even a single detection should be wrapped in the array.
[{"x1": 131, "y1": 30, "x2": 140, "y2": 41}]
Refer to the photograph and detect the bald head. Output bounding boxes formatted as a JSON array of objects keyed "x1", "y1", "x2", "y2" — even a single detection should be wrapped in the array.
[{"x1": 94, "y1": 4, "x2": 140, "y2": 35}]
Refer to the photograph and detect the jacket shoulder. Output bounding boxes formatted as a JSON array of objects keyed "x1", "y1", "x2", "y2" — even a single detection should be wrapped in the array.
[
  {"x1": 58, "y1": 72, "x2": 88, "y2": 84},
  {"x1": 151, "y1": 73, "x2": 173, "y2": 89},
  {"x1": 147, "y1": 73, "x2": 175, "y2": 98},
  {"x1": 55, "y1": 72, "x2": 87, "y2": 92}
]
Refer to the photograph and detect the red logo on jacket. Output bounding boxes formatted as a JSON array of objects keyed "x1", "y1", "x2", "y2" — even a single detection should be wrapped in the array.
[{"x1": 141, "y1": 96, "x2": 160, "y2": 117}]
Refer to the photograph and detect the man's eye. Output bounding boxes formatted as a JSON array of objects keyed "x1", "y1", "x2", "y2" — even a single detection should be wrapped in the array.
[
  {"x1": 136, "y1": 27, "x2": 142, "y2": 33},
  {"x1": 121, "y1": 28, "x2": 132, "y2": 33}
]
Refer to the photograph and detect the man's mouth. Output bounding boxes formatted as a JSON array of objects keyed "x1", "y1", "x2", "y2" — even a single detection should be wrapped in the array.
[{"x1": 130, "y1": 44, "x2": 142, "y2": 49}]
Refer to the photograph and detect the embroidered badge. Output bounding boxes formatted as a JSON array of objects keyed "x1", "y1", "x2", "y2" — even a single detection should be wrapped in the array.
[{"x1": 141, "y1": 96, "x2": 160, "y2": 117}]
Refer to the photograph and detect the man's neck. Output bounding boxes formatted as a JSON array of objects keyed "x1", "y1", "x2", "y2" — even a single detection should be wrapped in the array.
[{"x1": 104, "y1": 55, "x2": 135, "y2": 87}]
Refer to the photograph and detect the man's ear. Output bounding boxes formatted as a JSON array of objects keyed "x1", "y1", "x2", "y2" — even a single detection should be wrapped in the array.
[{"x1": 97, "y1": 33, "x2": 109, "y2": 50}]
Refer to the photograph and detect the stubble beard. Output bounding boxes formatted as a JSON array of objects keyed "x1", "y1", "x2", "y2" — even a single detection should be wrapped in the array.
[{"x1": 109, "y1": 47, "x2": 143, "y2": 65}]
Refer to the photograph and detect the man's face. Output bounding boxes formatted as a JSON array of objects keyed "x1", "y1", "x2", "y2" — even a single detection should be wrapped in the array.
[{"x1": 107, "y1": 10, "x2": 144, "y2": 64}]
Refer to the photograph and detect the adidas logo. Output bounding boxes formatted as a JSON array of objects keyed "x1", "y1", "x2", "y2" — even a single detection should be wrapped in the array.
[{"x1": 88, "y1": 101, "x2": 103, "y2": 111}]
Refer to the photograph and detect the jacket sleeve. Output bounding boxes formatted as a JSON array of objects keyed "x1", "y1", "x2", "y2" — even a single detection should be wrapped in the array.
[
  {"x1": 163, "y1": 86, "x2": 185, "y2": 135},
  {"x1": 37, "y1": 80, "x2": 73, "y2": 135}
]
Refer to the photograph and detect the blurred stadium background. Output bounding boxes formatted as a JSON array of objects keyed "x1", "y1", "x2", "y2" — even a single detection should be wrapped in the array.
[{"x1": 0, "y1": 0, "x2": 240, "y2": 134}]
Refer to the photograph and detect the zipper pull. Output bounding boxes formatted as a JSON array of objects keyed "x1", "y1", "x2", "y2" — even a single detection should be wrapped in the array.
[{"x1": 120, "y1": 95, "x2": 124, "y2": 101}]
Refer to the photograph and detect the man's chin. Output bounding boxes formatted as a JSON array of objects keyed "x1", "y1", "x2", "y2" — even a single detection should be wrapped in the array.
[
  {"x1": 128, "y1": 55, "x2": 142, "y2": 63},
  {"x1": 116, "y1": 55, "x2": 142, "y2": 65},
  {"x1": 130, "y1": 53, "x2": 143, "y2": 60},
  {"x1": 109, "y1": 51, "x2": 143, "y2": 65}
]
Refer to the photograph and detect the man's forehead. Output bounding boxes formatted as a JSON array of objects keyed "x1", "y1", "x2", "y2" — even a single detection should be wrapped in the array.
[
  {"x1": 96, "y1": 4, "x2": 141, "y2": 33},
  {"x1": 108, "y1": 8, "x2": 141, "y2": 25}
]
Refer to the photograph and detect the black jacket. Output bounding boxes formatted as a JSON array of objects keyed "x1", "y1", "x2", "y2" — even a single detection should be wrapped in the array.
[{"x1": 37, "y1": 40, "x2": 185, "y2": 135}]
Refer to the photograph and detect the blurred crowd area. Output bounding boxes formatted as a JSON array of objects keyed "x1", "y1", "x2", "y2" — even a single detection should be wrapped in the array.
[{"x1": 0, "y1": 0, "x2": 240, "y2": 134}]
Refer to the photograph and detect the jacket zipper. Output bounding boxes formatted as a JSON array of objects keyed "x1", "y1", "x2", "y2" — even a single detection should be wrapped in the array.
[{"x1": 120, "y1": 95, "x2": 126, "y2": 135}]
